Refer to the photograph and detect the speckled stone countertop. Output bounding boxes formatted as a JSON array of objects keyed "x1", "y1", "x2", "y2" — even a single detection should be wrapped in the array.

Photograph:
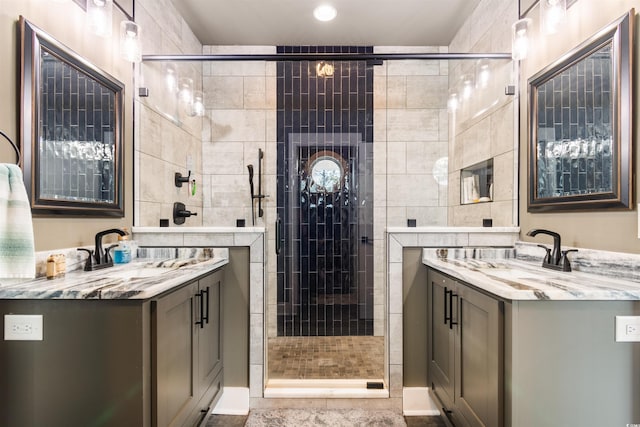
[
  {"x1": 0, "y1": 257, "x2": 228, "y2": 300},
  {"x1": 423, "y1": 248, "x2": 640, "y2": 301}
]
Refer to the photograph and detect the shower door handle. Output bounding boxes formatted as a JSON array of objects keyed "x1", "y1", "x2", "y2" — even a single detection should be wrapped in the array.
[{"x1": 275, "y1": 215, "x2": 283, "y2": 255}]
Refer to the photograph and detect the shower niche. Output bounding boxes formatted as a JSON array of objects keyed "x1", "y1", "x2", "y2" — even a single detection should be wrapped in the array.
[{"x1": 460, "y1": 159, "x2": 493, "y2": 205}]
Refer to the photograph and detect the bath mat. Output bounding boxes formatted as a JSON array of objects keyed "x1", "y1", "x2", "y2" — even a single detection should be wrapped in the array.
[{"x1": 244, "y1": 409, "x2": 406, "y2": 426}]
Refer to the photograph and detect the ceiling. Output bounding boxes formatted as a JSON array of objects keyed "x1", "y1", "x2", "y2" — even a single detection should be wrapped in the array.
[{"x1": 169, "y1": 0, "x2": 483, "y2": 47}]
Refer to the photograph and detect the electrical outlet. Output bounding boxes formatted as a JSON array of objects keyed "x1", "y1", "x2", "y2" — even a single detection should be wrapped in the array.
[
  {"x1": 4, "y1": 314, "x2": 43, "y2": 341},
  {"x1": 615, "y1": 316, "x2": 640, "y2": 342}
]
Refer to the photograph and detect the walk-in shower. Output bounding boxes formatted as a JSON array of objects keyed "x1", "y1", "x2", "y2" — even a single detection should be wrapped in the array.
[
  {"x1": 276, "y1": 47, "x2": 374, "y2": 339},
  {"x1": 140, "y1": 48, "x2": 515, "y2": 396},
  {"x1": 269, "y1": 47, "x2": 379, "y2": 386}
]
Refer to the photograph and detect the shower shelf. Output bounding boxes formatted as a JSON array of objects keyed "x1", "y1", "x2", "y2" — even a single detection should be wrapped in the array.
[{"x1": 460, "y1": 159, "x2": 493, "y2": 205}]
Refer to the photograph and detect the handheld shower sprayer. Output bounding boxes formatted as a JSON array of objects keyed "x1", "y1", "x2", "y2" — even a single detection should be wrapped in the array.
[
  {"x1": 247, "y1": 149, "x2": 268, "y2": 226},
  {"x1": 247, "y1": 164, "x2": 255, "y2": 225}
]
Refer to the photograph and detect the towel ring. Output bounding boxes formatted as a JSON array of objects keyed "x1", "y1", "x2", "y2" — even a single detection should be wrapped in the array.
[{"x1": 0, "y1": 130, "x2": 20, "y2": 165}]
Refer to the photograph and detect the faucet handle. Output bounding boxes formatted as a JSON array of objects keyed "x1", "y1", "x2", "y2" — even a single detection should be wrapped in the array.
[
  {"x1": 104, "y1": 244, "x2": 118, "y2": 264},
  {"x1": 536, "y1": 244, "x2": 552, "y2": 264},
  {"x1": 77, "y1": 248, "x2": 94, "y2": 271},
  {"x1": 560, "y1": 249, "x2": 578, "y2": 272}
]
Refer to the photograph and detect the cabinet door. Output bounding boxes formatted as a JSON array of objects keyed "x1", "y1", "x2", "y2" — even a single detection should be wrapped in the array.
[
  {"x1": 427, "y1": 270, "x2": 456, "y2": 412},
  {"x1": 153, "y1": 281, "x2": 198, "y2": 427},
  {"x1": 197, "y1": 270, "x2": 223, "y2": 402},
  {"x1": 455, "y1": 284, "x2": 503, "y2": 427}
]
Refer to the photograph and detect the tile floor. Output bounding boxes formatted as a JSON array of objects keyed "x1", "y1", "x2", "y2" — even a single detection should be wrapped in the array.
[
  {"x1": 211, "y1": 337, "x2": 445, "y2": 426},
  {"x1": 268, "y1": 336, "x2": 385, "y2": 379},
  {"x1": 205, "y1": 414, "x2": 446, "y2": 426}
]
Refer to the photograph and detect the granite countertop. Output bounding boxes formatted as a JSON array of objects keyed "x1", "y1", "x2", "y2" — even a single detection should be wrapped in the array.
[
  {"x1": 0, "y1": 257, "x2": 228, "y2": 300},
  {"x1": 423, "y1": 249, "x2": 640, "y2": 301}
]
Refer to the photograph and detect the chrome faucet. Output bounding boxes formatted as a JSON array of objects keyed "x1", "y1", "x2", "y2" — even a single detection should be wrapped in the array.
[{"x1": 526, "y1": 228, "x2": 577, "y2": 272}]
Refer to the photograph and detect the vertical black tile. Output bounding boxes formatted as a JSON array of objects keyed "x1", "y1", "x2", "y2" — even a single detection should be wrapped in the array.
[{"x1": 277, "y1": 47, "x2": 374, "y2": 338}]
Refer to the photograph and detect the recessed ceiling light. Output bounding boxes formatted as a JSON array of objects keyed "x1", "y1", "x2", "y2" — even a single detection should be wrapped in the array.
[{"x1": 313, "y1": 4, "x2": 337, "y2": 22}]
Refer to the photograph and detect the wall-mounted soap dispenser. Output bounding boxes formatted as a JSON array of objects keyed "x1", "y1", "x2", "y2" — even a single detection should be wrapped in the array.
[{"x1": 173, "y1": 202, "x2": 197, "y2": 225}]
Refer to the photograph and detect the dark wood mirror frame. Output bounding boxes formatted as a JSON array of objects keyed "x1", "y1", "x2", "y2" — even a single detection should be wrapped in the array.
[
  {"x1": 19, "y1": 16, "x2": 125, "y2": 216},
  {"x1": 527, "y1": 10, "x2": 633, "y2": 211}
]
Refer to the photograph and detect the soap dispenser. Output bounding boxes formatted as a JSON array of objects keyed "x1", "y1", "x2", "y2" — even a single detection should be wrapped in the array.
[{"x1": 113, "y1": 228, "x2": 132, "y2": 264}]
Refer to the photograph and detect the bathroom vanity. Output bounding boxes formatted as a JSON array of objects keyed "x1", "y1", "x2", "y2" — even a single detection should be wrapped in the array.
[
  {"x1": 424, "y1": 250, "x2": 640, "y2": 427},
  {"x1": 0, "y1": 257, "x2": 227, "y2": 427}
]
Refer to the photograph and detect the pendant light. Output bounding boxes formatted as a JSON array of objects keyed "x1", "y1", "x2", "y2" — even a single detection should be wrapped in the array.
[
  {"x1": 120, "y1": 20, "x2": 141, "y2": 63},
  {"x1": 87, "y1": 0, "x2": 113, "y2": 37},
  {"x1": 447, "y1": 93, "x2": 459, "y2": 113},
  {"x1": 178, "y1": 77, "x2": 194, "y2": 105},
  {"x1": 164, "y1": 63, "x2": 179, "y2": 93},
  {"x1": 461, "y1": 75, "x2": 474, "y2": 101},
  {"x1": 540, "y1": 0, "x2": 566, "y2": 35},
  {"x1": 189, "y1": 91, "x2": 206, "y2": 117},
  {"x1": 476, "y1": 60, "x2": 491, "y2": 89},
  {"x1": 511, "y1": 18, "x2": 532, "y2": 61}
]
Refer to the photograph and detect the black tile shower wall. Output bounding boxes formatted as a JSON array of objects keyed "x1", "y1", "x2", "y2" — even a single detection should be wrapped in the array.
[
  {"x1": 276, "y1": 46, "x2": 374, "y2": 337},
  {"x1": 39, "y1": 55, "x2": 115, "y2": 202},
  {"x1": 276, "y1": 46, "x2": 374, "y2": 141}
]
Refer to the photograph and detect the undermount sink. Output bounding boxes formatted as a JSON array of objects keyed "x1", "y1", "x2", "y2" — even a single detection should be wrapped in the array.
[
  {"x1": 100, "y1": 266, "x2": 178, "y2": 280},
  {"x1": 483, "y1": 268, "x2": 541, "y2": 280}
]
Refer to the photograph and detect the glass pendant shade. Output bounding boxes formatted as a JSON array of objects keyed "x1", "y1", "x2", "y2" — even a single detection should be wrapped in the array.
[
  {"x1": 476, "y1": 60, "x2": 491, "y2": 89},
  {"x1": 512, "y1": 18, "x2": 532, "y2": 61},
  {"x1": 461, "y1": 76, "x2": 474, "y2": 101},
  {"x1": 87, "y1": 0, "x2": 113, "y2": 37},
  {"x1": 540, "y1": 0, "x2": 566, "y2": 35},
  {"x1": 447, "y1": 93, "x2": 459, "y2": 112},
  {"x1": 178, "y1": 77, "x2": 194, "y2": 104},
  {"x1": 164, "y1": 63, "x2": 179, "y2": 93},
  {"x1": 120, "y1": 20, "x2": 141, "y2": 63},
  {"x1": 189, "y1": 90, "x2": 205, "y2": 117}
]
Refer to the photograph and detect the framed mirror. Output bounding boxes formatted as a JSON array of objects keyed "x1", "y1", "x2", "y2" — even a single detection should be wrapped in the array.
[
  {"x1": 19, "y1": 17, "x2": 125, "y2": 216},
  {"x1": 528, "y1": 10, "x2": 633, "y2": 211}
]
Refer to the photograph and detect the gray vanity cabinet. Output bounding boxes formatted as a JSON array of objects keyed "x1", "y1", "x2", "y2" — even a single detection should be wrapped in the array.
[
  {"x1": 427, "y1": 269, "x2": 503, "y2": 427},
  {"x1": 196, "y1": 271, "x2": 223, "y2": 414},
  {"x1": 153, "y1": 281, "x2": 198, "y2": 426},
  {"x1": 428, "y1": 270, "x2": 455, "y2": 412},
  {"x1": 152, "y1": 269, "x2": 224, "y2": 427},
  {"x1": 0, "y1": 266, "x2": 225, "y2": 427}
]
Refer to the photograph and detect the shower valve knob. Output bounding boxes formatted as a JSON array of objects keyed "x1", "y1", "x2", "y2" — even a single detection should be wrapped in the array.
[{"x1": 173, "y1": 202, "x2": 197, "y2": 225}]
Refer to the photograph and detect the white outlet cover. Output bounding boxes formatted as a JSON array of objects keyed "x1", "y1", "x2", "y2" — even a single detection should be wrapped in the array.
[
  {"x1": 4, "y1": 314, "x2": 43, "y2": 341},
  {"x1": 615, "y1": 315, "x2": 640, "y2": 342}
]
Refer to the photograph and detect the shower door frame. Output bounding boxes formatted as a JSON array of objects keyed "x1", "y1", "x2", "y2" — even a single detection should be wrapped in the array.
[{"x1": 281, "y1": 132, "x2": 374, "y2": 337}]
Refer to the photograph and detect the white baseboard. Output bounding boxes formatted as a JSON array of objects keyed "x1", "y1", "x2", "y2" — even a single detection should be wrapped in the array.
[
  {"x1": 211, "y1": 387, "x2": 250, "y2": 415},
  {"x1": 212, "y1": 385, "x2": 440, "y2": 415},
  {"x1": 403, "y1": 387, "x2": 441, "y2": 416}
]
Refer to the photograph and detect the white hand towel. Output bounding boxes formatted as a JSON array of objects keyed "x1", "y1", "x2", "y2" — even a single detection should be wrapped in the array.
[{"x1": 0, "y1": 164, "x2": 36, "y2": 279}]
